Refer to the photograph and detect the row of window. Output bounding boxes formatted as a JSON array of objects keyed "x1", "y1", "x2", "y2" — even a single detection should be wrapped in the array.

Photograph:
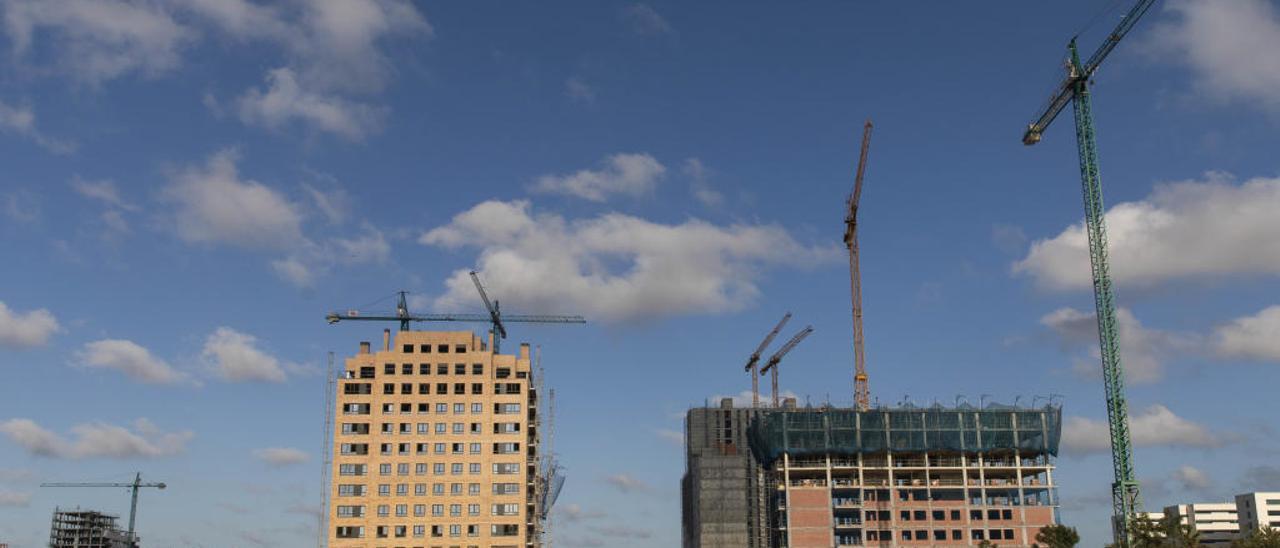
[
  {"x1": 344, "y1": 402, "x2": 524, "y2": 416},
  {"x1": 336, "y1": 483, "x2": 522, "y2": 497},
  {"x1": 335, "y1": 522, "x2": 520, "y2": 539},
  {"x1": 336, "y1": 502, "x2": 521, "y2": 518},
  {"x1": 338, "y1": 462, "x2": 523, "y2": 477},
  {"x1": 342, "y1": 382, "x2": 524, "y2": 396},
  {"x1": 339, "y1": 441, "x2": 524, "y2": 457},
  {"x1": 863, "y1": 529, "x2": 1018, "y2": 542},
  {"x1": 400, "y1": 343, "x2": 469, "y2": 354},
  {"x1": 342, "y1": 421, "x2": 523, "y2": 436},
  {"x1": 890, "y1": 509, "x2": 1016, "y2": 522}
]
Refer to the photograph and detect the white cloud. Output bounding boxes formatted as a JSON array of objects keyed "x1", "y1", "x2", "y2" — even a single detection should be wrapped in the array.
[
  {"x1": 684, "y1": 158, "x2": 723, "y2": 207},
  {"x1": 270, "y1": 256, "x2": 316, "y2": 289},
  {"x1": 1147, "y1": 0, "x2": 1280, "y2": 113},
  {"x1": 1214, "y1": 305, "x2": 1280, "y2": 362},
  {"x1": 565, "y1": 77, "x2": 596, "y2": 104},
  {"x1": 302, "y1": 182, "x2": 350, "y2": 225},
  {"x1": 558, "y1": 503, "x2": 607, "y2": 523},
  {"x1": 76, "y1": 339, "x2": 184, "y2": 384},
  {"x1": 0, "y1": 490, "x2": 31, "y2": 507},
  {"x1": 236, "y1": 67, "x2": 385, "y2": 140},
  {"x1": 70, "y1": 178, "x2": 135, "y2": 210},
  {"x1": 252, "y1": 447, "x2": 308, "y2": 466},
  {"x1": 1015, "y1": 173, "x2": 1280, "y2": 290},
  {"x1": 1061, "y1": 404, "x2": 1221, "y2": 456},
  {"x1": 0, "y1": 301, "x2": 58, "y2": 349},
  {"x1": 1172, "y1": 465, "x2": 1211, "y2": 491},
  {"x1": 532, "y1": 153, "x2": 666, "y2": 202},
  {"x1": 0, "y1": 0, "x2": 191, "y2": 83},
  {"x1": 602, "y1": 474, "x2": 650, "y2": 493},
  {"x1": 0, "y1": 418, "x2": 192, "y2": 459},
  {"x1": 654, "y1": 429, "x2": 682, "y2": 445},
  {"x1": 202, "y1": 327, "x2": 289, "y2": 383},
  {"x1": 162, "y1": 149, "x2": 306, "y2": 251},
  {"x1": 0, "y1": 99, "x2": 73, "y2": 153},
  {"x1": 1040, "y1": 307, "x2": 1195, "y2": 384},
  {"x1": 420, "y1": 200, "x2": 837, "y2": 322},
  {"x1": 622, "y1": 3, "x2": 672, "y2": 35},
  {"x1": 270, "y1": 225, "x2": 391, "y2": 288}
]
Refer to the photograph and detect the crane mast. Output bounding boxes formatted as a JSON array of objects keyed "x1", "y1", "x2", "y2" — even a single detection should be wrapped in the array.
[
  {"x1": 41, "y1": 472, "x2": 166, "y2": 547},
  {"x1": 846, "y1": 120, "x2": 873, "y2": 411},
  {"x1": 1021, "y1": 1, "x2": 1156, "y2": 544}
]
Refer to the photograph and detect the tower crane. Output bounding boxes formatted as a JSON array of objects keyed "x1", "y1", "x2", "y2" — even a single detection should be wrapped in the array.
[
  {"x1": 1021, "y1": 0, "x2": 1157, "y2": 544},
  {"x1": 326, "y1": 272, "x2": 586, "y2": 354},
  {"x1": 41, "y1": 472, "x2": 166, "y2": 548},
  {"x1": 759, "y1": 326, "x2": 814, "y2": 407},
  {"x1": 845, "y1": 120, "x2": 873, "y2": 411},
  {"x1": 744, "y1": 313, "x2": 792, "y2": 407}
]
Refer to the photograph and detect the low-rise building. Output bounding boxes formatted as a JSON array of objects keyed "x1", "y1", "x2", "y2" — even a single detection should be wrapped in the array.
[{"x1": 1235, "y1": 492, "x2": 1280, "y2": 535}]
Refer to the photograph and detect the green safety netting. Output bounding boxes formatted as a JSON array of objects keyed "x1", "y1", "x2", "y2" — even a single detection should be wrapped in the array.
[{"x1": 748, "y1": 404, "x2": 1061, "y2": 466}]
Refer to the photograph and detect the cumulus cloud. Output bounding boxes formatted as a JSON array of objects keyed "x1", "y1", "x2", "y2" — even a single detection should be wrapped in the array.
[
  {"x1": 253, "y1": 447, "x2": 308, "y2": 466},
  {"x1": 0, "y1": 301, "x2": 58, "y2": 349},
  {"x1": 684, "y1": 158, "x2": 723, "y2": 207},
  {"x1": 236, "y1": 67, "x2": 385, "y2": 140},
  {"x1": 1014, "y1": 173, "x2": 1280, "y2": 290},
  {"x1": 162, "y1": 149, "x2": 306, "y2": 250},
  {"x1": 76, "y1": 339, "x2": 185, "y2": 384},
  {"x1": 0, "y1": 490, "x2": 31, "y2": 507},
  {"x1": 270, "y1": 224, "x2": 391, "y2": 288},
  {"x1": 0, "y1": 418, "x2": 192, "y2": 459},
  {"x1": 1061, "y1": 404, "x2": 1222, "y2": 456},
  {"x1": 622, "y1": 3, "x2": 672, "y2": 35},
  {"x1": 1040, "y1": 307, "x2": 1195, "y2": 384},
  {"x1": 1214, "y1": 305, "x2": 1280, "y2": 362},
  {"x1": 1147, "y1": 0, "x2": 1280, "y2": 113},
  {"x1": 1172, "y1": 465, "x2": 1211, "y2": 491},
  {"x1": 419, "y1": 200, "x2": 837, "y2": 322},
  {"x1": 532, "y1": 153, "x2": 666, "y2": 202},
  {"x1": 70, "y1": 178, "x2": 134, "y2": 210},
  {"x1": 603, "y1": 474, "x2": 650, "y2": 493},
  {"x1": 202, "y1": 327, "x2": 290, "y2": 382},
  {"x1": 0, "y1": 99, "x2": 73, "y2": 153}
]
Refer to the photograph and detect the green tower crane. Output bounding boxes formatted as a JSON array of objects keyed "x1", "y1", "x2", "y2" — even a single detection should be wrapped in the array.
[{"x1": 1022, "y1": 1, "x2": 1158, "y2": 545}]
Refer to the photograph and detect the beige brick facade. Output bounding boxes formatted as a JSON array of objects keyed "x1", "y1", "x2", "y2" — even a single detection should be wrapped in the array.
[{"x1": 327, "y1": 330, "x2": 541, "y2": 548}]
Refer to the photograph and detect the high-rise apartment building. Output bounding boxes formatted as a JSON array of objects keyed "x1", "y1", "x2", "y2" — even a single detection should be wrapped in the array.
[
  {"x1": 683, "y1": 400, "x2": 1064, "y2": 547},
  {"x1": 327, "y1": 329, "x2": 543, "y2": 548}
]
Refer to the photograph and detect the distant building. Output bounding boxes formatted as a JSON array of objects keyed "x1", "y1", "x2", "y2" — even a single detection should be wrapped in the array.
[
  {"x1": 683, "y1": 399, "x2": 1064, "y2": 547},
  {"x1": 326, "y1": 330, "x2": 551, "y2": 547},
  {"x1": 1236, "y1": 492, "x2": 1280, "y2": 534},
  {"x1": 48, "y1": 508, "x2": 135, "y2": 548}
]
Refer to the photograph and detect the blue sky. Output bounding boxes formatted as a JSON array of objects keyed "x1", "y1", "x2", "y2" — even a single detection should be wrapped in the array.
[{"x1": 1, "y1": 0, "x2": 1279, "y2": 546}]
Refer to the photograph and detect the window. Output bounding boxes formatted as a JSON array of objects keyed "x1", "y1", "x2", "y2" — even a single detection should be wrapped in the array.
[
  {"x1": 336, "y1": 505, "x2": 364, "y2": 517},
  {"x1": 436, "y1": 403, "x2": 448, "y2": 413},
  {"x1": 953, "y1": 530, "x2": 963, "y2": 540},
  {"x1": 988, "y1": 510, "x2": 1001, "y2": 520},
  {"x1": 335, "y1": 526, "x2": 363, "y2": 539},
  {"x1": 377, "y1": 484, "x2": 390, "y2": 496},
  {"x1": 437, "y1": 344, "x2": 449, "y2": 353},
  {"x1": 436, "y1": 382, "x2": 448, "y2": 394},
  {"x1": 339, "y1": 443, "x2": 368, "y2": 455},
  {"x1": 395, "y1": 504, "x2": 407, "y2": 517},
  {"x1": 416, "y1": 443, "x2": 428, "y2": 454},
  {"x1": 384, "y1": 364, "x2": 395, "y2": 375},
  {"x1": 397, "y1": 463, "x2": 409, "y2": 476},
  {"x1": 971, "y1": 510, "x2": 983, "y2": 521},
  {"x1": 381, "y1": 403, "x2": 393, "y2": 413},
  {"x1": 495, "y1": 403, "x2": 521, "y2": 414},
  {"x1": 472, "y1": 403, "x2": 483, "y2": 414},
  {"x1": 496, "y1": 368, "x2": 511, "y2": 379},
  {"x1": 470, "y1": 463, "x2": 482, "y2": 474},
  {"x1": 412, "y1": 524, "x2": 424, "y2": 538},
  {"x1": 471, "y1": 422, "x2": 482, "y2": 434},
  {"x1": 379, "y1": 463, "x2": 392, "y2": 476},
  {"x1": 419, "y1": 363, "x2": 431, "y2": 375},
  {"x1": 494, "y1": 422, "x2": 521, "y2": 434},
  {"x1": 343, "y1": 383, "x2": 371, "y2": 395},
  {"x1": 990, "y1": 530, "x2": 1003, "y2": 540},
  {"x1": 415, "y1": 483, "x2": 426, "y2": 496},
  {"x1": 414, "y1": 504, "x2": 425, "y2": 517},
  {"x1": 491, "y1": 524, "x2": 519, "y2": 536},
  {"x1": 339, "y1": 464, "x2": 367, "y2": 476},
  {"x1": 472, "y1": 364, "x2": 483, "y2": 375},
  {"x1": 454, "y1": 383, "x2": 466, "y2": 394},
  {"x1": 453, "y1": 403, "x2": 466, "y2": 414},
  {"x1": 341, "y1": 423, "x2": 369, "y2": 435},
  {"x1": 901, "y1": 531, "x2": 910, "y2": 541},
  {"x1": 453, "y1": 423, "x2": 465, "y2": 434},
  {"x1": 468, "y1": 504, "x2": 480, "y2": 516},
  {"x1": 492, "y1": 483, "x2": 520, "y2": 495},
  {"x1": 493, "y1": 463, "x2": 520, "y2": 475},
  {"x1": 436, "y1": 423, "x2": 447, "y2": 434},
  {"x1": 419, "y1": 383, "x2": 430, "y2": 395},
  {"x1": 451, "y1": 483, "x2": 463, "y2": 495},
  {"x1": 420, "y1": 344, "x2": 431, "y2": 353},
  {"x1": 914, "y1": 510, "x2": 926, "y2": 521},
  {"x1": 1004, "y1": 529, "x2": 1015, "y2": 540},
  {"x1": 933, "y1": 510, "x2": 944, "y2": 521},
  {"x1": 383, "y1": 383, "x2": 395, "y2": 394},
  {"x1": 432, "y1": 504, "x2": 444, "y2": 516},
  {"x1": 433, "y1": 484, "x2": 444, "y2": 495},
  {"x1": 494, "y1": 383, "x2": 521, "y2": 394},
  {"x1": 493, "y1": 503, "x2": 519, "y2": 516},
  {"x1": 402, "y1": 344, "x2": 413, "y2": 353},
  {"x1": 434, "y1": 442, "x2": 445, "y2": 454},
  {"x1": 343, "y1": 403, "x2": 371, "y2": 415},
  {"x1": 437, "y1": 364, "x2": 448, "y2": 375},
  {"x1": 379, "y1": 443, "x2": 391, "y2": 455},
  {"x1": 401, "y1": 382, "x2": 412, "y2": 394},
  {"x1": 493, "y1": 442, "x2": 520, "y2": 454},
  {"x1": 337, "y1": 484, "x2": 366, "y2": 496},
  {"x1": 452, "y1": 463, "x2": 464, "y2": 475},
  {"x1": 402, "y1": 363, "x2": 413, "y2": 374},
  {"x1": 972, "y1": 530, "x2": 985, "y2": 540},
  {"x1": 450, "y1": 504, "x2": 462, "y2": 516},
  {"x1": 467, "y1": 524, "x2": 479, "y2": 537},
  {"x1": 400, "y1": 423, "x2": 412, "y2": 434},
  {"x1": 934, "y1": 530, "x2": 946, "y2": 541},
  {"x1": 1002, "y1": 509, "x2": 1013, "y2": 520},
  {"x1": 418, "y1": 403, "x2": 429, "y2": 414},
  {"x1": 449, "y1": 524, "x2": 461, "y2": 537},
  {"x1": 468, "y1": 483, "x2": 480, "y2": 495},
  {"x1": 434, "y1": 463, "x2": 445, "y2": 475},
  {"x1": 951, "y1": 510, "x2": 961, "y2": 520},
  {"x1": 418, "y1": 423, "x2": 430, "y2": 434},
  {"x1": 396, "y1": 483, "x2": 408, "y2": 496},
  {"x1": 470, "y1": 443, "x2": 482, "y2": 454},
  {"x1": 455, "y1": 363, "x2": 466, "y2": 375},
  {"x1": 471, "y1": 383, "x2": 484, "y2": 395},
  {"x1": 452, "y1": 443, "x2": 464, "y2": 454},
  {"x1": 398, "y1": 442, "x2": 409, "y2": 455},
  {"x1": 455, "y1": 344, "x2": 466, "y2": 353}
]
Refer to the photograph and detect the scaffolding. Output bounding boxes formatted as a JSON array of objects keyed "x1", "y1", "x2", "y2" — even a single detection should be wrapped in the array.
[
  {"x1": 749, "y1": 403, "x2": 1062, "y2": 466},
  {"x1": 49, "y1": 508, "x2": 135, "y2": 548}
]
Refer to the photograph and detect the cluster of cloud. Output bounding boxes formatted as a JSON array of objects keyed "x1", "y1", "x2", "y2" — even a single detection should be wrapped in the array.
[
  {"x1": 1060, "y1": 404, "x2": 1223, "y2": 456},
  {"x1": 602, "y1": 473, "x2": 651, "y2": 493},
  {"x1": 73, "y1": 326, "x2": 308, "y2": 385},
  {"x1": 1146, "y1": 0, "x2": 1280, "y2": 113},
  {"x1": 0, "y1": 418, "x2": 192, "y2": 459},
  {"x1": 159, "y1": 149, "x2": 390, "y2": 287},
  {"x1": 0, "y1": 98, "x2": 72, "y2": 153},
  {"x1": 1014, "y1": 173, "x2": 1280, "y2": 290},
  {"x1": 0, "y1": 300, "x2": 58, "y2": 349},
  {"x1": 532, "y1": 153, "x2": 666, "y2": 202},
  {"x1": 621, "y1": 3, "x2": 672, "y2": 35},
  {"x1": 420, "y1": 200, "x2": 837, "y2": 322},
  {"x1": 1040, "y1": 303, "x2": 1280, "y2": 383},
  {"x1": 0, "y1": 0, "x2": 430, "y2": 139},
  {"x1": 70, "y1": 178, "x2": 138, "y2": 235},
  {"x1": 252, "y1": 447, "x2": 308, "y2": 466}
]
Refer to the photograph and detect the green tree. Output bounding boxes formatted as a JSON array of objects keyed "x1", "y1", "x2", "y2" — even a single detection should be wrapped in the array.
[
  {"x1": 977, "y1": 541, "x2": 998, "y2": 548},
  {"x1": 1034, "y1": 523, "x2": 1081, "y2": 547},
  {"x1": 1127, "y1": 514, "x2": 1202, "y2": 548},
  {"x1": 1234, "y1": 526, "x2": 1280, "y2": 548}
]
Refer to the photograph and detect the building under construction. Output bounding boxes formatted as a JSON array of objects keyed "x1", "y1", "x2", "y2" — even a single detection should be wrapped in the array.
[
  {"x1": 48, "y1": 508, "x2": 135, "y2": 548},
  {"x1": 682, "y1": 400, "x2": 1063, "y2": 547}
]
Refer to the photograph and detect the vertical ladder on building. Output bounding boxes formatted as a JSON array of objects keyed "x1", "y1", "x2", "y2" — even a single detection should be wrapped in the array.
[{"x1": 318, "y1": 351, "x2": 336, "y2": 548}]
